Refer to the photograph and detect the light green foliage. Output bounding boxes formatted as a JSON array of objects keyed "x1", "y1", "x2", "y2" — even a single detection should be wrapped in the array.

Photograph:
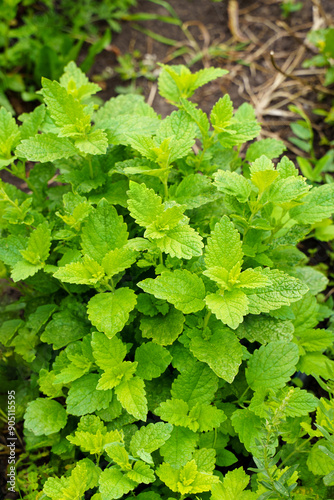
[
  {"x1": 87, "y1": 288, "x2": 137, "y2": 338},
  {"x1": 11, "y1": 222, "x2": 51, "y2": 281},
  {"x1": 246, "y1": 341, "x2": 299, "y2": 391},
  {"x1": 188, "y1": 325, "x2": 243, "y2": 383},
  {"x1": 171, "y1": 362, "x2": 218, "y2": 407},
  {"x1": 203, "y1": 216, "x2": 307, "y2": 329},
  {"x1": 211, "y1": 467, "x2": 257, "y2": 500},
  {"x1": 24, "y1": 398, "x2": 67, "y2": 436},
  {"x1": 16, "y1": 133, "x2": 78, "y2": 162},
  {"x1": 158, "y1": 64, "x2": 227, "y2": 104},
  {"x1": 139, "y1": 270, "x2": 206, "y2": 314},
  {"x1": 205, "y1": 216, "x2": 243, "y2": 270},
  {"x1": 99, "y1": 468, "x2": 137, "y2": 500},
  {"x1": 213, "y1": 170, "x2": 252, "y2": 202},
  {"x1": 115, "y1": 376, "x2": 148, "y2": 421},
  {"x1": 2, "y1": 62, "x2": 333, "y2": 499},
  {"x1": 157, "y1": 459, "x2": 219, "y2": 495},
  {"x1": 140, "y1": 307, "x2": 185, "y2": 345},
  {"x1": 0, "y1": 107, "x2": 20, "y2": 167},
  {"x1": 231, "y1": 409, "x2": 265, "y2": 455},
  {"x1": 81, "y1": 200, "x2": 128, "y2": 263},
  {"x1": 245, "y1": 138, "x2": 286, "y2": 162},
  {"x1": 128, "y1": 182, "x2": 203, "y2": 259},
  {"x1": 67, "y1": 415, "x2": 123, "y2": 454},
  {"x1": 130, "y1": 422, "x2": 173, "y2": 463},
  {"x1": 135, "y1": 343, "x2": 172, "y2": 380},
  {"x1": 66, "y1": 374, "x2": 112, "y2": 416},
  {"x1": 44, "y1": 460, "x2": 100, "y2": 500},
  {"x1": 160, "y1": 426, "x2": 198, "y2": 468}
]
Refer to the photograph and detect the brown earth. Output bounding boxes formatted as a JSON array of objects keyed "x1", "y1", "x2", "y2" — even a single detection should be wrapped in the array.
[{"x1": 90, "y1": 0, "x2": 334, "y2": 157}]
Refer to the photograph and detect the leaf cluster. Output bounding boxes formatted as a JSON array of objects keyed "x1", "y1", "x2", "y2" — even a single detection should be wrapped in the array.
[{"x1": 1, "y1": 62, "x2": 334, "y2": 500}]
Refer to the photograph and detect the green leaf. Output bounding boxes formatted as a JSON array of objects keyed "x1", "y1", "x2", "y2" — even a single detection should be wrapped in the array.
[
  {"x1": 127, "y1": 181, "x2": 163, "y2": 227},
  {"x1": 264, "y1": 176, "x2": 310, "y2": 204},
  {"x1": 74, "y1": 129, "x2": 108, "y2": 155},
  {"x1": 205, "y1": 216, "x2": 243, "y2": 271},
  {"x1": 157, "y1": 460, "x2": 219, "y2": 495},
  {"x1": 60, "y1": 61, "x2": 101, "y2": 101},
  {"x1": 297, "y1": 352, "x2": 334, "y2": 380},
  {"x1": 231, "y1": 409, "x2": 265, "y2": 455},
  {"x1": 97, "y1": 361, "x2": 137, "y2": 390},
  {"x1": 211, "y1": 467, "x2": 257, "y2": 500},
  {"x1": 281, "y1": 387, "x2": 318, "y2": 417},
  {"x1": 99, "y1": 468, "x2": 137, "y2": 500},
  {"x1": 127, "y1": 461, "x2": 155, "y2": 484},
  {"x1": 307, "y1": 440, "x2": 334, "y2": 477},
  {"x1": 154, "y1": 223, "x2": 204, "y2": 260},
  {"x1": 210, "y1": 95, "x2": 233, "y2": 132},
  {"x1": 104, "y1": 443, "x2": 130, "y2": 469},
  {"x1": 277, "y1": 156, "x2": 299, "y2": 178},
  {"x1": 180, "y1": 98, "x2": 210, "y2": 139},
  {"x1": 171, "y1": 362, "x2": 218, "y2": 408},
  {"x1": 40, "y1": 78, "x2": 91, "y2": 136},
  {"x1": 140, "y1": 307, "x2": 185, "y2": 345},
  {"x1": 190, "y1": 402, "x2": 226, "y2": 432},
  {"x1": 91, "y1": 332, "x2": 127, "y2": 370},
  {"x1": 246, "y1": 341, "x2": 299, "y2": 391},
  {"x1": 290, "y1": 184, "x2": 334, "y2": 224},
  {"x1": 66, "y1": 374, "x2": 112, "y2": 416},
  {"x1": 138, "y1": 270, "x2": 206, "y2": 314},
  {"x1": 217, "y1": 103, "x2": 260, "y2": 148},
  {"x1": 295, "y1": 328, "x2": 334, "y2": 353},
  {"x1": 20, "y1": 222, "x2": 51, "y2": 265},
  {"x1": 41, "y1": 308, "x2": 89, "y2": 349},
  {"x1": 44, "y1": 460, "x2": 98, "y2": 500},
  {"x1": 290, "y1": 266, "x2": 328, "y2": 295},
  {"x1": 16, "y1": 133, "x2": 77, "y2": 162},
  {"x1": 24, "y1": 398, "x2": 67, "y2": 436},
  {"x1": 160, "y1": 426, "x2": 198, "y2": 468},
  {"x1": 158, "y1": 64, "x2": 227, "y2": 103},
  {"x1": 87, "y1": 288, "x2": 137, "y2": 338},
  {"x1": 18, "y1": 105, "x2": 46, "y2": 140},
  {"x1": 189, "y1": 326, "x2": 243, "y2": 383},
  {"x1": 115, "y1": 376, "x2": 148, "y2": 421},
  {"x1": 155, "y1": 398, "x2": 193, "y2": 428},
  {"x1": 173, "y1": 174, "x2": 220, "y2": 209},
  {"x1": 205, "y1": 290, "x2": 249, "y2": 330},
  {"x1": 11, "y1": 260, "x2": 43, "y2": 282},
  {"x1": 193, "y1": 448, "x2": 216, "y2": 473},
  {"x1": 213, "y1": 170, "x2": 252, "y2": 202},
  {"x1": 67, "y1": 415, "x2": 122, "y2": 454},
  {"x1": 81, "y1": 200, "x2": 128, "y2": 263},
  {"x1": 237, "y1": 315, "x2": 294, "y2": 344},
  {"x1": 10, "y1": 222, "x2": 51, "y2": 281},
  {"x1": 245, "y1": 138, "x2": 286, "y2": 162},
  {"x1": 102, "y1": 247, "x2": 137, "y2": 277},
  {"x1": 130, "y1": 422, "x2": 173, "y2": 463},
  {"x1": 135, "y1": 343, "x2": 172, "y2": 380},
  {"x1": 54, "y1": 256, "x2": 105, "y2": 285},
  {"x1": 0, "y1": 106, "x2": 20, "y2": 163},
  {"x1": 245, "y1": 268, "x2": 308, "y2": 315}
]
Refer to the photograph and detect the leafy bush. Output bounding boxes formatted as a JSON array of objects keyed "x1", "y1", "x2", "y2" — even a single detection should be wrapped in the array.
[{"x1": 1, "y1": 62, "x2": 334, "y2": 499}]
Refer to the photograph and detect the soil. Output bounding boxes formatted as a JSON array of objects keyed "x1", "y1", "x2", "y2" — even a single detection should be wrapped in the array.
[{"x1": 89, "y1": 0, "x2": 334, "y2": 156}]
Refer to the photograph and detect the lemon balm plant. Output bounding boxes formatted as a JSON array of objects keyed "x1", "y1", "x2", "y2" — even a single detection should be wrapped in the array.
[{"x1": 1, "y1": 62, "x2": 334, "y2": 499}]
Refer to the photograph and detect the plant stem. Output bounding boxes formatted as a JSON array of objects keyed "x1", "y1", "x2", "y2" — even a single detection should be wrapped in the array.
[
  {"x1": 237, "y1": 386, "x2": 250, "y2": 405},
  {"x1": 203, "y1": 309, "x2": 212, "y2": 330},
  {"x1": 162, "y1": 177, "x2": 169, "y2": 199}
]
